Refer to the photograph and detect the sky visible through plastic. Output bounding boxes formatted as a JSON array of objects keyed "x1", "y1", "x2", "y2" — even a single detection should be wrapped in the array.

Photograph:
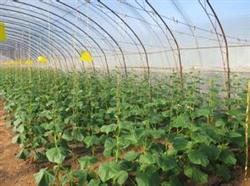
[{"x1": 0, "y1": 0, "x2": 249, "y2": 72}]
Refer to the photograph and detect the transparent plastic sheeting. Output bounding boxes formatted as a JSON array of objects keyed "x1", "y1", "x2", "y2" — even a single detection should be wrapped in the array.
[{"x1": 0, "y1": 0, "x2": 249, "y2": 73}]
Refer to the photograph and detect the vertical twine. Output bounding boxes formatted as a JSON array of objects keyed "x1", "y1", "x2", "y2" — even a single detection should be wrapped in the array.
[{"x1": 245, "y1": 81, "x2": 250, "y2": 181}]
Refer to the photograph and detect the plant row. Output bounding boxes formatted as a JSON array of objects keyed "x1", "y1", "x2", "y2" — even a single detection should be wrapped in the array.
[{"x1": 0, "y1": 67, "x2": 248, "y2": 186}]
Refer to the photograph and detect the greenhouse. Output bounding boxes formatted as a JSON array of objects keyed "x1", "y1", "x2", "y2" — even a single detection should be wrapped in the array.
[{"x1": 0, "y1": 0, "x2": 250, "y2": 185}]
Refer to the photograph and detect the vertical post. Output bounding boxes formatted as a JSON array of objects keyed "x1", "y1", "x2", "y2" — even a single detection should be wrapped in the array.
[
  {"x1": 145, "y1": 0, "x2": 183, "y2": 86},
  {"x1": 206, "y1": 0, "x2": 230, "y2": 100},
  {"x1": 245, "y1": 81, "x2": 250, "y2": 181}
]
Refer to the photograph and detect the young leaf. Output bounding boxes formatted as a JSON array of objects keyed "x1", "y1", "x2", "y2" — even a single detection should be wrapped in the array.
[
  {"x1": 215, "y1": 165, "x2": 231, "y2": 181},
  {"x1": 139, "y1": 153, "x2": 158, "y2": 168},
  {"x1": 100, "y1": 124, "x2": 117, "y2": 134},
  {"x1": 46, "y1": 147, "x2": 65, "y2": 164},
  {"x1": 73, "y1": 170, "x2": 88, "y2": 186},
  {"x1": 187, "y1": 150, "x2": 209, "y2": 167},
  {"x1": 136, "y1": 170, "x2": 160, "y2": 186},
  {"x1": 198, "y1": 144, "x2": 220, "y2": 161},
  {"x1": 17, "y1": 148, "x2": 30, "y2": 160},
  {"x1": 62, "y1": 129, "x2": 73, "y2": 141},
  {"x1": 78, "y1": 156, "x2": 97, "y2": 169},
  {"x1": 172, "y1": 114, "x2": 189, "y2": 128},
  {"x1": 219, "y1": 149, "x2": 236, "y2": 165},
  {"x1": 34, "y1": 168, "x2": 55, "y2": 186},
  {"x1": 72, "y1": 128, "x2": 84, "y2": 142},
  {"x1": 195, "y1": 108, "x2": 210, "y2": 118},
  {"x1": 98, "y1": 162, "x2": 119, "y2": 182},
  {"x1": 171, "y1": 136, "x2": 188, "y2": 151},
  {"x1": 162, "y1": 176, "x2": 183, "y2": 186},
  {"x1": 97, "y1": 161, "x2": 128, "y2": 185},
  {"x1": 184, "y1": 166, "x2": 208, "y2": 184},
  {"x1": 158, "y1": 155, "x2": 177, "y2": 171},
  {"x1": 103, "y1": 138, "x2": 115, "y2": 157},
  {"x1": 124, "y1": 151, "x2": 139, "y2": 161},
  {"x1": 84, "y1": 135, "x2": 98, "y2": 148},
  {"x1": 115, "y1": 170, "x2": 128, "y2": 185}
]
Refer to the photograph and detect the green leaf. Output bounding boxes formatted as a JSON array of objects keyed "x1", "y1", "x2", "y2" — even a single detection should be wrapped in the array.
[
  {"x1": 188, "y1": 150, "x2": 209, "y2": 167},
  {"x1": 12, "y1": 134, "x2": 25, "y2": 144},
  {"x1": 62, "y1": 129, "x2": 73, "y2": 141},
  {"x1": 162, "y1": 176, "x2": 183, "y2": 186},
  {"x1": 88, "y1": 179, "x2": 101, "y2": 186},
  {"x1": 78, "y1": 156, "x2": 97, "y2": 169},
  {"x1": 191, "y1": 132, "x2": 213, "y2": 144},
  {"x1": 184, "y1": 166, "x2": 208, "y2": 184},
  {"x1": 219, "y1": 149, "x2": 236, "y2": 165},
  {"x1": 168, "y1": 176, "x2": 183, "y2": 186},
  {"x1": 72, "y1": 128, "x2": 84, "y2": 141},
  {"x1": 73, "y1": 170, "x2": 88, "y2": 186},
  {"x1": 158, "y1": 155, "x2": 177, "y2": 171},
  {"x1": 215, "y1": 119, "x2": 226, "y2": 127},
  {"x1": 103, "y1": 138, "x2": 115, "y2": 157},
  {"x1": 146, "y1": 129, "x2": 165, "y2": 139},
  {"x1": 124, "y1": 151, "x2": 139, "y2": 161},
  {"x1": 216, "y1": 165, "x2": 231, "y2": 181},
  {"x1": 17, "y1": 148, "x2": 30, "y2": 160},
  {"x1": 139, "y1": 153, "x2": 158, "y2": 169},
  {"x1": 171, "y1": 136, "x2": 188, "y2": 151},
  {"x1": 98, "y1": 162, "x2": 119, "y2": 182},
  {"x1": 136, "y1": 170, "x2": 160, "y2": 186},
  {"x1": 228, "y1": 131, "x2": 242, "y2": 138},
  {"x1": 13, "y1": 118, "x2": 22, "y2": 126},
  {"x1": 100, "y1": 124, "x2": 117, "y2": 134},
  {"x1": 196, "y1": 108, "x2": 210, "y2": 118},
  {"x1": 125, "y1": 133, "x2": 139, "y2": 144},
  {"x1": 172, "y1": 114, "x2": 189, "y2": 128},
  {"x1": 88, "y1": 179, "x2": 108, "y2": 186},
  {"x1": 98, "y1": 161, "x2": 127, "y2": 184},
  {"x1": 34, "y1": 168, "x2": 55, "y2": 186},
  {"x1": 116, "y1": 170, "x2": 128, "y2": 185},
  {"x1": 16, "y1": 124, "x2": 25, "y2": 133},
  {"x1": 84, "y1": 135, "x2": 98, "y2": 148},
  {"x1": 39, "y1": 110, "x2": 53, "y2": 120},
  {"x1": 198, "y1": 144, "x2": 220, "y2": 161},
  {"x1": 46, "y1": 147, "x2": 65, "y2": 164}
]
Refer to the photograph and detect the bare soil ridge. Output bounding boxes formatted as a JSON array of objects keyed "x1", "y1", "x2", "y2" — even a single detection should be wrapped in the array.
[{"x1": 0, "y1": 101, "x2": 36, "y2": 186}]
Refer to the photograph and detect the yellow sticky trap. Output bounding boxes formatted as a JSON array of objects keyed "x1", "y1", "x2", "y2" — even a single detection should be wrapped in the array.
[
  {"x1": 80, "y1": 51, "x2": 93, "y2": 63},
  {"x1": 0, "y1": 22, "x2": 7, "y2": 41},
  {"x1": 37, "y1": 56, "x2": 48, "y2": 64},
  {"x1": 25, "y1": 59, "x2": 33, "y2": 65}
]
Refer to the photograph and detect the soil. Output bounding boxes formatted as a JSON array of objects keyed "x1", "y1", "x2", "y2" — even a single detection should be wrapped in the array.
[{"x1": 0, "y1": 101, "x2": 36, "y2": 186}]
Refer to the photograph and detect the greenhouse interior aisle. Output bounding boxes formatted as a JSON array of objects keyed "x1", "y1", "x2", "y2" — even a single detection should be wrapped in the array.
[{"x1": 0, "y1": 100, "x2": 36, "y2": 186}]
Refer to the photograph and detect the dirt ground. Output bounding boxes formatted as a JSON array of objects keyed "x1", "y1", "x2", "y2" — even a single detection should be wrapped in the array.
[{"x1": 0, "y1": 101, "x2": 36, "y2": 186}]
